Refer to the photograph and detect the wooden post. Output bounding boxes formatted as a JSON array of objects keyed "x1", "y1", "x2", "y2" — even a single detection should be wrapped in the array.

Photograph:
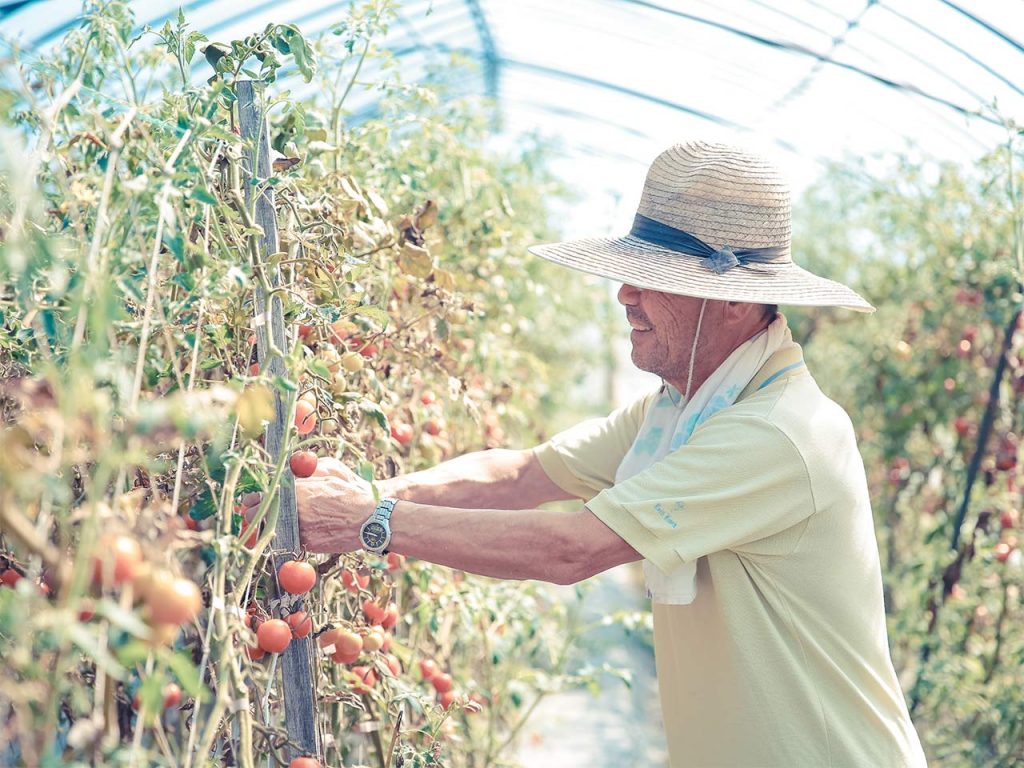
[{"x1": 236, "y1": 79, "x2": 320, "y2": 761}]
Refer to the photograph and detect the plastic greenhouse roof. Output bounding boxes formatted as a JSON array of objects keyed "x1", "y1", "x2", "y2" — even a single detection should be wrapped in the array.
[{"x1": 2, "y1": 0, "x2": 1023, "y2": 236}]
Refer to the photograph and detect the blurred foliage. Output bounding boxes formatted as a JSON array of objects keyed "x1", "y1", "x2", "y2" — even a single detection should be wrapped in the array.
[
  {"x1": 0, "y1": 1, "x2": 617, "y2": 766},
  {"x1": 790, "y1": 139, "x2": 1024, "y2": 767}
]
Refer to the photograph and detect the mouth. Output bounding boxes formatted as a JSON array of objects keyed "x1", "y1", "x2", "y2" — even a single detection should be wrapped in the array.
[{"x1": 627, "y1": 314, "x2": 653, "y2": 333}]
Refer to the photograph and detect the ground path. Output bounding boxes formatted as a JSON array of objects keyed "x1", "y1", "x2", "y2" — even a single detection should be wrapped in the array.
[{"x1": 514, "y1": 564, "x2": 668, "y2": 767}]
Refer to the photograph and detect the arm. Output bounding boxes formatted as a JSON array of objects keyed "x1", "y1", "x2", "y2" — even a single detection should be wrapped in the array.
[
  {"x1": 295, "y1": 466, "x2": 641, "y2": 584},
  {"x1": 379, "y1": 448, "x2": 575, "y2": 509}
]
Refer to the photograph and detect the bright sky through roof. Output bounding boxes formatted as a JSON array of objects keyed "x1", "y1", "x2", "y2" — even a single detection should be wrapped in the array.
[{"x1": 1, "y1": 0, "x2": 1022, "y2": 238}]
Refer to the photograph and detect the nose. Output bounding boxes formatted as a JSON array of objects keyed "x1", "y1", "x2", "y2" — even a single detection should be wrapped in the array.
[{"x1": 617, "y1": 283, "x2": 641, "y2": 306}]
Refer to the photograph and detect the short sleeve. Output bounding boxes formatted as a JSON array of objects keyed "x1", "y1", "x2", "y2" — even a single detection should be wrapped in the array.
[
  {"x1": 532, "y1": 390, "x2": 657, "y2": 501},
  {"x1": 585, "y1": 411, "x2": 815, "y2": 575}
]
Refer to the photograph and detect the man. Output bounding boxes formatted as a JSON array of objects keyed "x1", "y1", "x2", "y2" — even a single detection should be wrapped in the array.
[{"x1": 296, "y1": 141, "x2": 928, "y2": 767}]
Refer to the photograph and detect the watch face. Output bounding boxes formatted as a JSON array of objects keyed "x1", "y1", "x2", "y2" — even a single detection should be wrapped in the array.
[{"x1": 361, "y1": 521, "x2": 389, "y2": 549}]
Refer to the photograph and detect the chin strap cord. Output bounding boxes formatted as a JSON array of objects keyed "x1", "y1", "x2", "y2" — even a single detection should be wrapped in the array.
[{"x1": 684, "y1": 298, "x2": 708, "y2": 403}]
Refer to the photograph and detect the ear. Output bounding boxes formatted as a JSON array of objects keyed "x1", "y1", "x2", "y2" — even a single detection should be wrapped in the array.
[{"x1": 722, "y1": 301, "x2": 762, "y2": 327}]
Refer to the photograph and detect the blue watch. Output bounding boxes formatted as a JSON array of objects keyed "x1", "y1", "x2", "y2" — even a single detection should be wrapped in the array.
[{"x1": 359, "y1": 497, "x2": 397, "y2": 555}]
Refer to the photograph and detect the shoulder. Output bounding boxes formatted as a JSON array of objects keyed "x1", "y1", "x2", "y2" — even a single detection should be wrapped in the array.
[{"x1": 728, "y1": 371, "x2": 866, "y2": 507}]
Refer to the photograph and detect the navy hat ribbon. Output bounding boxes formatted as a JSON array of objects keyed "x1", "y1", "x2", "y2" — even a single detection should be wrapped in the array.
[{"x1": 629, "y1": 213, "x2": 785, "y2": 274}]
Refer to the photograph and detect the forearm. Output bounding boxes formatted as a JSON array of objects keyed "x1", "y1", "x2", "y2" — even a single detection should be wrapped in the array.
[
  {"x1": 379, "y1": 448, "x2": 569, "y2": 509},
  {"x1": 387, "y1": 501, "x2": 586, "y2": 584},
  {"x1": 383, "y1": 501, "x2": 642, "y2": 584}
]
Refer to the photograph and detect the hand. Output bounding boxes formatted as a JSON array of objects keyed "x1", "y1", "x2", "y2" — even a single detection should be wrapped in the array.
[
  {"x1": 238, "y1": 457, "x2": 375, "y2": 554},
  {"x1": 295, "y1": 457, "x2": 375, "y2": 554}
]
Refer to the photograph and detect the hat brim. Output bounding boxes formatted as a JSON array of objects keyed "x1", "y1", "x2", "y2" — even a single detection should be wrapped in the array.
[{"x1": 528, "y1": 234, "x2": 874, "y2": 312}]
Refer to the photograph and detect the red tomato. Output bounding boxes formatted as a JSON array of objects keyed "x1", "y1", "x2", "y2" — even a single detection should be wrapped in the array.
[
  {"x1": 334, "y1": 629, "x2": 363, "y2": 656},
  {"x1": 239, "y1": 519, "x2": 259, "y2": 548},
  {"x1": 390, "y1": 422, "x2": 414, "y2": 445},
  {"x1": 288, "y1": 758, "x2": 320, "y2": 768},
  {"x1": 294, "y1": 400, "x2": 317, "y2": 435},
  {"x1": 92, "y1": 535, "x2": 142, "y2": 587},
  {"x1": 331, "y1": 646, "x2": 361, "y2": 664},
  {"x1": 247, "y1": 333, "x2": 257, "y2": 347},
  {"x1": 431, "y1": 673, "x2": 453, "y2": 693},
  {"x1": 420, "y1": 390, "x2": 437, "y2": 405},
  {"x1": 1, "y1": 569, "x2": 22, "y2": 588},
  {"x1": 298, "y1": 324, "x2": 314, "y2": 341},
  {"x1": 278, "y1": 560, "x2": 316, "y2": 595},
  {"x1": 257, "y1": 619, "x2": 292, "y2": 653},
  {"x1": 384, "y1": 654, "x2": 402, "y2": 676},
  {"x1": 362, "y1": 599, "x2": 386, "y2": 625},
  {"x1": 380, "y1": 633, "x2": 392, "y2": 653},
  {"x1": 319, "y1": 627, "x2": 362, "y2": 658},
  {"x1": 78, "y1": 601, "x2": 95, "y2": 621},
  {"x1": 380, "y1": 602, "x2": 399, "y2": 629},
  {"x1": 286, "y1": 611, "x2": 313, "y2": 638},
  {"x1": 246, "y1": 644, "x2": 265, "y2": 661},
  {"x1": 290, "y1": 450, "x2": 318, "y2": 478},
  {"x1": 162, "y1": 683, "x2": 182, "y2": 709},
  {"x1": 350, "y1": 665, "x2": 377, "y2": 694},
  {"x1": 386, "y1": 553, "x2": 406, "y2": 571},
  {"x1": 342, "y1": 570, "x2": 369, "y2": 593},
  {"x1": 424, "y1": 419, "x2": 443, "y2": 436},
  {"x1": 145, "y1": 574, "x2": 202, "y2": 626},
  {"x1": 419, "y1": 659, "x2": 439, "y2": 680},
  {"x1": 249, "y1": 362, "x2": 260, "y2": 376},
  {"x1": 439, "y1": 690, "x2": 457, "y2": 709}
]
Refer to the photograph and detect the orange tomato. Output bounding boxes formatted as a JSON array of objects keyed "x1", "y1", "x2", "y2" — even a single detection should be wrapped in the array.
[
  {"x1": 439, "y1": 690, "x2": 457, "y2": 709},
  {"x1": 419, "y1": 659, "x2": 439, "y2": 680},
  {"x1": 145, "y1": 573, "x2": 202, "y2": 626},
  {"x1": 257, "y1": 619, "x2": 292, "y2": 654},
  {"x1": 350, "y1": 665, "x2": 376, "y2": 694},
  {"x1": 431, "y1": 673, "x2": 453, "y2": 693},
  {"x1": 294, "y1": 400, "x2": 317, "y2": 435},
  {"x1": 91, "y1": 535, "x2": 142, "y2": 587},
  {"x1": 362, "y1": 599, "x2": 386, "y2": 625},
  {"x1": 162, "y1": 683, "x2": 182, "y2": 709},
  {"x1": 380, "y1": 602, "x2": 399, "y2": 629},
  {"x1": 341, "y1": 569, "x2": 369, "y2": 593},
  {"x1": 390, "y1": 422, "x2": 414, "y2": 445},
  {"x1": 286, "y1": 611, "x2": 313, "y2": 638},
  {"x1": 278, "y1": 560, "x2": 316, "y2": 595}
]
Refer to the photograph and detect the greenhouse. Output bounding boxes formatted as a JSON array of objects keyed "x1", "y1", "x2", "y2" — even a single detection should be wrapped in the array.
[{"x1": 0, "y1": 1, "x2": 1022, "y2": 766}]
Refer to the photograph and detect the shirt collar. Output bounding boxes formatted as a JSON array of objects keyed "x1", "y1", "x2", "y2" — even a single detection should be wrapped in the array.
[{"x1": 737, "y1": 345, "x2": 806, "y2": 402}]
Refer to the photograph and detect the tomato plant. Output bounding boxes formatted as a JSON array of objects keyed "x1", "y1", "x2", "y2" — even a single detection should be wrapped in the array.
[{"x1": 0, "y1": 2, "x2": 624, "y2": 766}]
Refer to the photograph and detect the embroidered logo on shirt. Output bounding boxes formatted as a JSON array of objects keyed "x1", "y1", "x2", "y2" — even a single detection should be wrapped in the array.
[{"x1": 654, "y1": 502, "x2": 681, "y2": 529}]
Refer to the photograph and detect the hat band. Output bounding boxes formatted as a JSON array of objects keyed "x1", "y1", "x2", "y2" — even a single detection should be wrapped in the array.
[{"x1": 629, "y1": 213, "x2": 787, "y2": 274}]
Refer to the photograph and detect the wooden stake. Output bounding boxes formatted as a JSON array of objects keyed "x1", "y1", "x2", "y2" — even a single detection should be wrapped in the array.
[{"x1": 236, "y1": 79, "x2": 320, "y2": 761}]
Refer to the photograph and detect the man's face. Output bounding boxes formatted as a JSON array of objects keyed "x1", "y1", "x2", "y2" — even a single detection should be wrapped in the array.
[{"x1": 616, "y1": 283, "x2": 712, "y2": 385}]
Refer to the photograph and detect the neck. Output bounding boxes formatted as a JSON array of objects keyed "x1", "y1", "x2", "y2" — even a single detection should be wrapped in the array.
[{"x1": 664, "y1": 318, "x2": 773, "y2": 397}]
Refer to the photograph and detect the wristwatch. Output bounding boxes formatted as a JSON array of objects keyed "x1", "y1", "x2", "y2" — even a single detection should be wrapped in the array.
[{"x1": 359, "y1": 497, "x2": 398, "y2": 555}]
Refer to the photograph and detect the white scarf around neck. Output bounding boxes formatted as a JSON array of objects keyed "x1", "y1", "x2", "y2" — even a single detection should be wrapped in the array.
[{"x1": 614, "y1": 313, "x2": 797, "y2": 604}]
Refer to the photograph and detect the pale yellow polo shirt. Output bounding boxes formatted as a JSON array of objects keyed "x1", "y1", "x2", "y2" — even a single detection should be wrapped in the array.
[{"x1": 533, "y1": 348, "x2": 928, "y2": 768}]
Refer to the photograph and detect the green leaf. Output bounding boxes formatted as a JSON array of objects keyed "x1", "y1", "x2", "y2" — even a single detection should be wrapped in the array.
[
  {"x1": 190, "y1": 186, "x2": 219, "y2": 206},
  {"x1": 351, "y1": 305, "x2": 390, "y2": 329},
  {"x1": 359, "y1": 399, "x2": 389, "y2": 431},
  {"x1": 203, "y1": 42, "x2": 232, "y2": 69}
]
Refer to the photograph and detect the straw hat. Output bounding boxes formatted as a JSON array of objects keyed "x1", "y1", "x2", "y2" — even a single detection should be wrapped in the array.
[{"x1": 528, "y1": 141, "x2": 873, "y2": 312}]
